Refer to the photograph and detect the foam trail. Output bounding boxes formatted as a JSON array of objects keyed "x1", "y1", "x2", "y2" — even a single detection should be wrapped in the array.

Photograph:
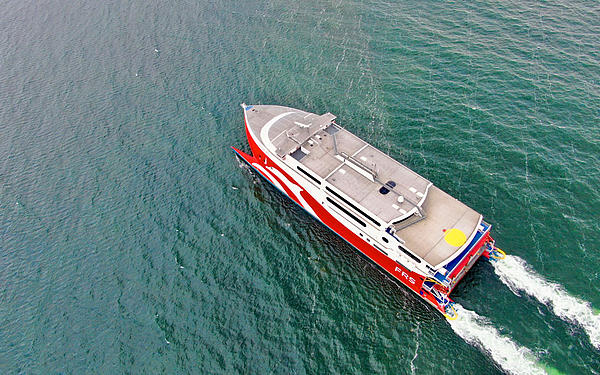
[
  {"x1": 493, "y1": 255, "x2": 600, "y2": 349},
  {"x1": 448, "y1": 304, "x2": 546, "y2": 375}
]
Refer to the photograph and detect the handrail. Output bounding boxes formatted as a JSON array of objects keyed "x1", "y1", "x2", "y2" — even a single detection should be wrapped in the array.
[{"x1": 338, "y1": 151, "x2": 378, "y2": 180}]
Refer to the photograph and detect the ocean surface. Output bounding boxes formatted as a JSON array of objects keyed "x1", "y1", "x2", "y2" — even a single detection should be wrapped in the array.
[{"x1": 1, "y1": 0, "x2": 599, "y2": 374}]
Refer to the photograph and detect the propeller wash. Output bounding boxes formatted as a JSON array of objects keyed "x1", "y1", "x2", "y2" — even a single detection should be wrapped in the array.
[{"x1": 493, "y1": 254, "x2": 600, "y2": 349}]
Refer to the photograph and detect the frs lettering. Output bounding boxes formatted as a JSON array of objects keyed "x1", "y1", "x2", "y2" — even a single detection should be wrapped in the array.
[{"x1": 395, "y1": 267, "x2": 416, "y2": 284}]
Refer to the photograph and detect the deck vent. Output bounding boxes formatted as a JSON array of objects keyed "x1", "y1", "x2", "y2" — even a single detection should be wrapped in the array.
[{"x1": 290, "y1": 148, "x2": 308, "y2": 161}]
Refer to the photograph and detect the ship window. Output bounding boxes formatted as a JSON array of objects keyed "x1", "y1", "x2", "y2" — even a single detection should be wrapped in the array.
[
  {"x1": 326, "y1": 187, "x2": 381, "y2": 227},
  {"x1": 297, "y1": 166, "x2": 321, "y2": 185},
  {"x1": 326, "y1": 197, "x2": 366, "y2": 227},
  {"x1": 399, "y1": 246, "x2": 421, "y2": 263},
  {"x1": 382, "y1": 237, "x2": 389, "y2": 243},
  {"x1": 379, "y1": 186, "x2": 390, "y2": 195}
]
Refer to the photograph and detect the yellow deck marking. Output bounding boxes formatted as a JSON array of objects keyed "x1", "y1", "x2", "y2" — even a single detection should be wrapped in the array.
[{"x1": 444, "y1": 228, "x2": 467, "y2": 247}]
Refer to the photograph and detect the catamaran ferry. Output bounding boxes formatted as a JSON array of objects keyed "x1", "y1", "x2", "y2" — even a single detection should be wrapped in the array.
[{"x1": 232, "y1": 104, "x2": 505, "y2": 318}]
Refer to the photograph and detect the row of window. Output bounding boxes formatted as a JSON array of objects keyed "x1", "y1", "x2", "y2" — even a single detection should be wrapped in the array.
[
  {"x1": 326, "y1": 197, "x2": 366, "y2": 228},
  {"x1": 325, "y1": 187, "x2": 381, "y2": 227},
  {"x1": 399, "y1": 246, "x2": 421, "y2": 263},
  {"x1": 296, "y1": 164, "x2": 422, "y2": 265},
  {"x1": 296, "y1": 165, "x2": 380, "y2": 227},
  {"x1": 297, "y1": 166, "x2": 321, "y2": 185}
]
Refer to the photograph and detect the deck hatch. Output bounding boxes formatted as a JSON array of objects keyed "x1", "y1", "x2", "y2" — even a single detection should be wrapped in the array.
[
  {"x1": 324, "y1": 124, "x2": 339, "y2": 135},
  {"x1": 290, "y1": 148, "x2": 308, "y2": 161}
]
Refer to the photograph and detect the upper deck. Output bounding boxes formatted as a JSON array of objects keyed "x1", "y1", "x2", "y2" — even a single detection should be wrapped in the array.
[{"x1": 245, "y1": 104, "x2": 481, "y2": 268}]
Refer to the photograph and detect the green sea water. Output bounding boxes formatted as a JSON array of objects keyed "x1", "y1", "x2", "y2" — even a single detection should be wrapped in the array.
[{"x1": 1, "y1": 0, "x2": 599, "y2": 374}]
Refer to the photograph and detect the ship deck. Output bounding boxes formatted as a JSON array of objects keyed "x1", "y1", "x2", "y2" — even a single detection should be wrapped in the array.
[{"x1": 245, "y1": 104, "x2": 481, "y2": 268}]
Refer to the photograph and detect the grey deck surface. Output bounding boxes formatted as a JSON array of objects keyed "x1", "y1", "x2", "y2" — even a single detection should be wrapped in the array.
[{"x1": 245, "y1": 104, "x2": 481, "y2": 268}]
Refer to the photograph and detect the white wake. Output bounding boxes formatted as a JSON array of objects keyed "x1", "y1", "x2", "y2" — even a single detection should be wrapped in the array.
[
  {"x1": 493, "y1": 255, "x2": 600, "y2": 349},
  {"x1": 448, "y1": 304, "x2": 546, "y2": 375}
]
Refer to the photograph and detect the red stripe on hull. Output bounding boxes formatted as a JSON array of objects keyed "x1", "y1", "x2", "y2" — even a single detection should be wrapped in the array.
[{"x1": 244, "y1": 118, "x2": 303, "y2": 203}]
